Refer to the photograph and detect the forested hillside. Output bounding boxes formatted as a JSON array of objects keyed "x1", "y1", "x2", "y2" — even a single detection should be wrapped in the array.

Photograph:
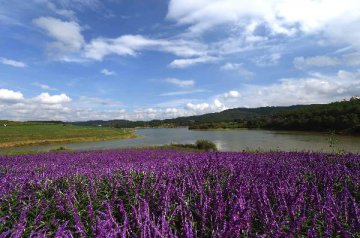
[
  {"x1": 263, "y1": 97, "x2": 360, "y2": 133},
  {"x1": 71, "y1": 97, "x2": 360, "y2": 134},
  {"x1": 190, "y1": 97, "x2": 360, "y2": 134},
  {"x1": 72, "y1": 105, "x2": 312, "y2": 128}
]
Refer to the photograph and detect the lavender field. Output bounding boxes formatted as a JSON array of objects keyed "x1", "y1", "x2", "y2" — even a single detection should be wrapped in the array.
[{"x1": 0, "y1": 149, "x2": 359, "y2": 237}]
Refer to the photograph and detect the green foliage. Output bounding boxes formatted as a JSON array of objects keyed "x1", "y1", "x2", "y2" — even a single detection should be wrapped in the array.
[
  {"x1": 264, "y1": 98, "x2": 360, "y2": 134},
  {"x1": 195, "y1": 140, "x2": 217, "y2": 151},
  {"x1": 150, "y1": 140, "x2": 217, "y2": 151},
  {"x1": 0, "y1": 123, "x2": 135, "y2": 148},
  {"x1": 189, "y1": 98, "x2": 360, "y2": 135},
  {"x1": 49, "y1": 146, "x2": 70, "y2": 152}
]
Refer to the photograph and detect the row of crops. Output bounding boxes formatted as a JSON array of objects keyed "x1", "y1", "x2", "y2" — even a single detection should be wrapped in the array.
[{"x1": 0, "y1": 149, "x2": 359, "y2": 237}]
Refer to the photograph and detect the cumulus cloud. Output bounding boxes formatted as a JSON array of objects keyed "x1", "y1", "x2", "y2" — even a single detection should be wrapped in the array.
[
  {"x1": 101, "y1": 69, "x2": 116, "y2": 76},
  {"x1": 165, "y1": 108, "x2": 178, "y2": 114},
  {"x1": 165, "y1": 78, "x2": 194, "y2": 87},
  {"x1": 186, "y1": 99, "x2": 226, "y2": 113},
  {"x1": 185, "y1": 102, "x2": 209, "y2": 111},
  {"x1": 0, "y1": 90, "x2": 73, "y2": 121},
  {"x1": 0, "y1": 89, "x2": 24, "y2": 102},
  {"x1": 221, "y1": 63, "x2": 254, "y2": 80},
  {"x1": 224, "y1": 70, "x2": 360, "y2": 108},
  {"x1": 224, "y1": 90, "x2": 240, "y2": 98},
  {"x1": 2, "y1": 68, "x2": 358, "y2": 121},
  {"x1": 33, "y1": 93, "x2": 72, "y2": 104},
  {"x1": 33, "y1": 17, "x2": 85, "y2": 57},
  {"x1": 0, "y1": 57, "x2": 27, "y2": 68},
  {"x1": 167, "y1": 0, "x2": 360, "y2": 49},
  {"x1": 168, "y1": 56, "x2": 218, "y2": 68},
  {"x1": 179, "y1": 70, "x2": 360, "y2": 116}
]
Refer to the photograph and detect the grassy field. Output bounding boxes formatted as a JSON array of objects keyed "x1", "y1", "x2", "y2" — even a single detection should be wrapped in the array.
[{"x1": 0, "y1": 122, "x2": 136, "y2": 148}]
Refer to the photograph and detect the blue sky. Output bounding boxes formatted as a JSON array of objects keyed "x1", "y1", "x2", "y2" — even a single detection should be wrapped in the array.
[{"x1": 0, "y1": 0, "x2": 360, "y2": 121}]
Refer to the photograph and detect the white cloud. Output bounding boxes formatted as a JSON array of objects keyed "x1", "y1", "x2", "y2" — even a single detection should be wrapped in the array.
[
  {"x1": 33, "y1": 82, "x2": 57, "y2": 91},
  {"x1": 0, "y1": 89, "x2": 24, "y2": 102},
  {"x1": 168, "y1": 56, "x2": 218, "y2": 68},
  {"x1": 185, "y1": 99, "x2": 226, "y2": 113},
  {"x1": 224, "y1": 90, "x2": 240, "y2": 98},
  {"x1": 294, "y1": 53, "x2": 360, "y2": 69},
  {"x1": 0, "y1": 57, "x2": 27, "y2": 68},
  {"x1": 84, "y1": 35, "x2": 206, "y2": 61},
  {"x1": 167, "y1": 0, "x2": 360, "y2": 49},
  {"x1": 252, "y1": 53, "x2": 282, "y2": 67},
  {"x1": 156, "y1": 98, "x2": 203, "y2": 108},
  {"x1": 33, "y1": 93, "x2": 72, "y2": 104},
  {"x1": 160, "y1": 89, "x2": 206, "y2": 96},
  {"x1": 179, "y1": 70, "x2": 360, "y2": 116},
  {"x1": 343, "y1": 52, "x2": 360, "y2": 66},
  {"x1": 165, "y1": 78, "x2": 194, "y2": 87},
  {"x1": 165, "y1": 108, "x2": 178, "y2": 114},
  {"x1": 33, "y1": 17, "x2": 85, "y2": 57},
  {"x1": 222, "y1": 70, "x2": 360, "y2": 108},
  {"x1": 294, "y1": 56, "x2": 339, "y2": 69},
  {"x1": 186, "y1": 102, "x2": 210, "y2": 111},
  {"x1": 213, "y1": 99, "x2": 226, "y2": 109},
  {"x1": 0, "y1": 90, "x2": 72, "y2": 121},
  {"x1": 101, "y1": 69, "x2": 116, "y2": 76},
  {"x1": 2, "y1": 68, "x2": 358, "y2": 121},
  {"x1": 78, "y1": 96, "x2": 122, "y2": 107},
  {"x1": 42, "y1": 1, "x2": 76, "y2": 20},
  {"x1": 221, "y1": 63, "x2": 254, "y2": 80}
]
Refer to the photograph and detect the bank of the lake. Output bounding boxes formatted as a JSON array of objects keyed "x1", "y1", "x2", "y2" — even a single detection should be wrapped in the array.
[
  {"x1": 0, "y1": 123, "x2": 136, "y2": 149},
  {"x1": 1, "y1": 128, "x2": 360, "y2": 154}
]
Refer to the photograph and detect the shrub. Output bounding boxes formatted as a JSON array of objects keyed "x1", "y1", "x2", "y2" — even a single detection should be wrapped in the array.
[
  {"x1": 195, "y1": 139, "x2": 217, "y2": 151},
  {"x1": 49, "y1": 146, "x2": 68, "y2": 152}
]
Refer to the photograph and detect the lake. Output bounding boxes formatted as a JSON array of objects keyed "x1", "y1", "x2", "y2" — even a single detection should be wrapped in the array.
[{"x1": 1, "y1": 128, "x2": 360, "y2": 154}]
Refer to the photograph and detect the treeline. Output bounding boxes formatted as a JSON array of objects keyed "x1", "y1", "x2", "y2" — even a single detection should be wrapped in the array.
[
  {"x1": 190, "y1": 98, "x2": 360, "y2": 134},
  {"x1": 72, "y1": 105, "x2": 311, "y2": 128},
  {"x1": 72, "y1": 119, "x2": 177, "y2": 128},
  {"x1": 70, "y1": 97, "x2": 360, "y2": 135}
]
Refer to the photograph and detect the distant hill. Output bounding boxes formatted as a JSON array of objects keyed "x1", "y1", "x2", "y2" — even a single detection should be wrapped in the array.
[
  {"x1": 164, "y1": 104, "x2": 314, "y2": 124},
  {"x1": 46, "y1": 98, "x2": 360, "y2": 135},
  {"x1": 188, "y1": 97, "x2": 360, "y2": 134},
  {"x1": 71, "y1": 104, "x2": 314, "y2": 128},
  {"x1": 262, "y1": 97, "x2": 360, "y2": 134}
]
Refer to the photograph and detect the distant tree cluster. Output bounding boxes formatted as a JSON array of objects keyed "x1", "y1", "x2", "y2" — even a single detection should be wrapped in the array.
[
  {"x1": 190, "y1": 98, "x2": 360, "y2": 135},
  {"x1": 263, "y1": 97, "x2": 360, "y2": 134}
]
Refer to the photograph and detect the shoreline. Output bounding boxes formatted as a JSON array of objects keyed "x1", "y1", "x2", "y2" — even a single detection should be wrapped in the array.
[
  {"x1": 0, "y1": 133, "x2": 138, "y2": 149},
  {"x1": 189, "y1": 127, "x2": 360, "y2": 136}
]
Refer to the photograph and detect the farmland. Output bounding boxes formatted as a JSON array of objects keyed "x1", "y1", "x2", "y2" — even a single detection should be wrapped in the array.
[
  {"x1": 0, "y1": 122, "x2": 136, "y2": 148},
  {"x1": 0, "y1": 149, "x2": 359, "y2": 237}
]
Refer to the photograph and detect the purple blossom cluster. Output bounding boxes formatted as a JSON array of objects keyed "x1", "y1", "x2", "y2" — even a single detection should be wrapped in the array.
[{"x1": 0, "y1": 149, "x2": 359, "y2": 237}]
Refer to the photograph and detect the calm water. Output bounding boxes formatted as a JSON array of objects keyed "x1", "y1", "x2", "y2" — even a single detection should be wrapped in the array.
[{"x1": 1, "y1": 128, "x2": 360, "y2": 154}]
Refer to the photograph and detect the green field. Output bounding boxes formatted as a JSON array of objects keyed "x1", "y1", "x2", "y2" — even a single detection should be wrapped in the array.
[{"x1": 0, "y1": 122, "x2": 136, "y2": 148}]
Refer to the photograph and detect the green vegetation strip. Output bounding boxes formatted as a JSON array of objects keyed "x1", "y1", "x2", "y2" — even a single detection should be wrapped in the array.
[{"x1": 0, "y1": 122, "x2": 136, "y2": 148}]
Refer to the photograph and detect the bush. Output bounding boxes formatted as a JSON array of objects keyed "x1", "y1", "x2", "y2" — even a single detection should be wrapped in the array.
[
  {"x1": 195, "y1": 140, "x2": 217, "y2": 151},
  {"x1": 49, "y1": 146, "x2": 69, "y2": 152}
]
